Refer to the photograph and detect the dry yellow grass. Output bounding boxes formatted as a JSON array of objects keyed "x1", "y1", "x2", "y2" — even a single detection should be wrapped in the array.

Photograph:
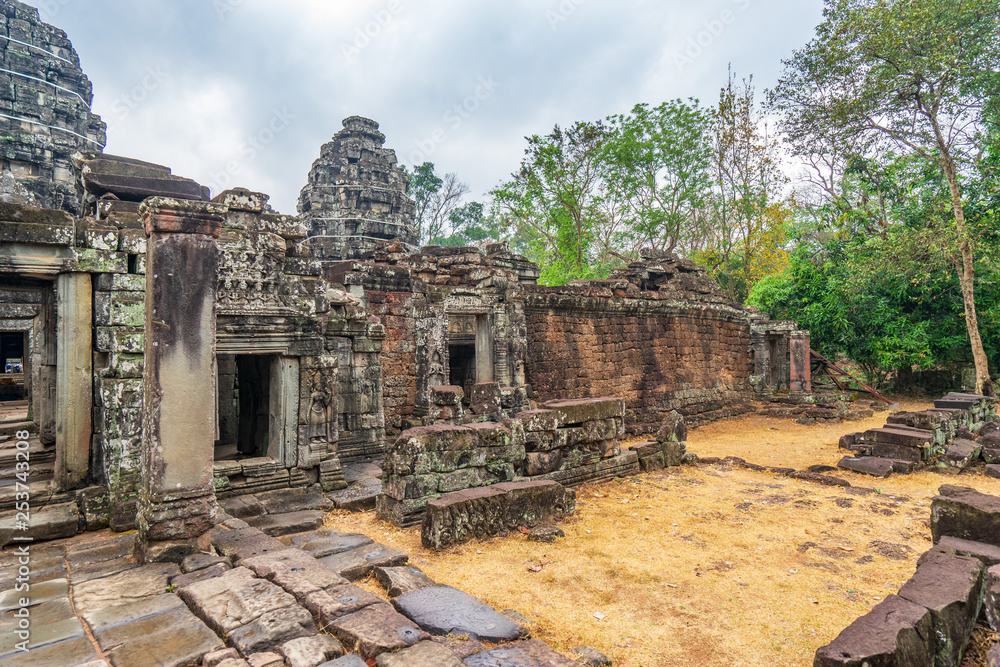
[{"x1": 324, "y1": 403, "x2": 1000, "y2": 666}]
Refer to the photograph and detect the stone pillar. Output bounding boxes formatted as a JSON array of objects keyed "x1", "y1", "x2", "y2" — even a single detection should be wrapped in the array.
[
  {"x1": 35, "y1": 286, "x2": 56, "y2": 444},
  {"x1": 54, "y1": 272, "x2": 92, "y2": 490},
  {"x1": 789, "y1": 332, "x2": 811, "y2": 393},
  {"x1": 138, "y1": 198, "x2": 225, "y2": 545},
  {"x1": 476, "y1": 314, "x2": 494, "y2": 383}
]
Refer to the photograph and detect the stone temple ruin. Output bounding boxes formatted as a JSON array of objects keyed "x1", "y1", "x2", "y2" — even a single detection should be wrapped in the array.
[
  {"x1": 0, "y1": 0, "x2": 813, "y2": 579},
  {"x1": 0, "y1": 2, "x2": 918, "y2": 665}
]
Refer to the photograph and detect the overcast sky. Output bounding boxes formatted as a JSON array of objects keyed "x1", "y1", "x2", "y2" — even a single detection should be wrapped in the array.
[{"x1": 29, "y1": 0, "x2": 824, "y2": 214}]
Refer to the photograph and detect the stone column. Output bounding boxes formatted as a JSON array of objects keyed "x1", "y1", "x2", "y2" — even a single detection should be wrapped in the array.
[
  {"x1": 789, "y1": 332, "x2": 811, "y2": 393},
  {"x1": 138, "y1": 198, "x2": 225, "y2": 545},
  {"x1": 54, "y1": 273, "x2": 92, "y2": 490},
  {"x1": 269, "y1": 355, "x2": 300, "y2": 469}
]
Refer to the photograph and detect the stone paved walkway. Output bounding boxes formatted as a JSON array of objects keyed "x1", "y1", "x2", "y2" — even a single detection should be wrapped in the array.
[{"x1": 0, "y1": 504, "x2": 583, "y2": 667}]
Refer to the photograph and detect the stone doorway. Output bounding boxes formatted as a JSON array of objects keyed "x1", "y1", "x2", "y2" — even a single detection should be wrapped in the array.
[
  {"x1": 0, "y1": 331, "x2": 26, "y2": 400},
  {"x1": 214, "y1": 354, "x2": 273, "y2": 460},
  {"x1": 449, "y1": 343, "x2": 477, "y2": 399}
]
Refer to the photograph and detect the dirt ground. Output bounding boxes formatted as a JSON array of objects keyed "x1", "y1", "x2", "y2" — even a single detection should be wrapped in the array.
[{"x1": 328, "y1": 399, "x2": 1000, "y2": 666}]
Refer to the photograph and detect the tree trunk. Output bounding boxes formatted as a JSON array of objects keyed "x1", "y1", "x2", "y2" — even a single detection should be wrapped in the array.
[{"x1": 941, "y1": 156, "x2": 995, "y2": 397}]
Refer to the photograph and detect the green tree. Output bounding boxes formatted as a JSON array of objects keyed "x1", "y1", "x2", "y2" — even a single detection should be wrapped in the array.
[
  {"x1": 696, "y1": 70, "x2": 790, "y2": 302},
  {"x1": 404, "y1": 162, "x2": 470, "y2": 246},
  {"x1": 603, "y1": 99, "x2": 714, "y2": 257},
  {"x1": 490, "y1": 122, "x2": 608, "y2": 284},
  {"x1": 770, "y1": 0, "x2": 1000, "y2": 394}
]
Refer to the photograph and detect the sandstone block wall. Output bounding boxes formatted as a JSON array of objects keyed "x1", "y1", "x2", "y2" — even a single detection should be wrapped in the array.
[
  {"x1": 377, "y1": 397, "x2": 642, "y2": 527},
  {"x1": 524, "y1": 287, "x2": 753, "y2": 433}
]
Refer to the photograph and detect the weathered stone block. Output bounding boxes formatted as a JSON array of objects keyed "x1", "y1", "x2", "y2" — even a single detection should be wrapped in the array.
[
  {"x1": 392, "y1": 585, "x2": 528, "y2": 642},
  {"x1": 837, "y1": 457, "x2": 894, "y2": 478},
  {"x1": 178, "y1": 566, "x2": 297, "y2": 635},
  {"x1": 656, "y1": 410, "x2": 687, "y2": 443},
  {"x1": 318, "y1": 542, "x2": 408, "y2": 581},
  {"x1": 329, "y1": 602, "x2": 426, "y2": 660},
  {"x1": 374, "y1": 565, "x2": 437, "y2": 598},
  {"x1": 302, "y1": 581, "x2": 383, "y2": 629},
  {"x1": 898, "y1": 551, "x2": 984, "y2": 667},
  {"x1": 932, "y1": 485, "x2": 1000, "y2": 547},
  {"x1": 373, "y1": 640, "x2": 464, "y2": 667},
  {"x1": 813, "y1": 594, "x2": 933, "y2": 667},
  {"x1": 464, "y1": 639, "x2": 578, "y2": 666},
  {"x1": 228, "y1": 604, "x2": 317, "y2": 656},
  {"x1": 243, "y1": 547, "x2": 348, "y2": 600}
]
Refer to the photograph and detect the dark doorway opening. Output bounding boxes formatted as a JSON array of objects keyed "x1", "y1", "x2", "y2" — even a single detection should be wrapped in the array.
[
  {"x1": 449, "y1": 344, "x2": 476, "y2": 399},
  {"x1": 0, "y1": 332, "x2": 25, "y2": 399},
  {"x1": 215, "y1": 355, "x2": 272, "y2": 461}
]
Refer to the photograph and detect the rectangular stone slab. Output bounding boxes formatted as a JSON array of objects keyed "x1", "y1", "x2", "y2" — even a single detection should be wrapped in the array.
[
  {"x1": 211, "y1": 526, "x2": 288, "y2": 562},
  {"x1": 837, "y1": 457, "x2": 894, "y2": 478},
  {"x1": 932, "y1": 485, "x2": 1000, "y2": 547},
  {"x1": 898, "y1": 551, "x2": 984, "y2": 667},
  {"x1": 374, "y1": 566, "x2": 437, "y2": 598},
  {"x1": 319, "y1": 543, "x2": 408, "y2": 581},
  {"x1": 391, "y1": 585, "x2": 527, "y2": 643},
  {"x1": 302, "y1": 581, "x2": 383, "y2": 629},
  {"x1": 463, "y1": 639, "x2": 579, "y2": 666},
  {"x1": 373, "y1": 640, "x2": 464, "y2": 667},
  {"x1": 813, "y1": 594, "x2": 933, "y2": 667},
  {"x1": 247, "y1": 511, "x2": 326, "y2": 537},
  {"x1": 329, "y1": 602, "x2": 427, "y2": 660},
  {"x1": 227, "y1": 604, "x2": 316, "y2": 655},
  {"x1": 178, "y1": 566, "x2": 298, "y2": 635},
  {"x1": 921, "y1": 536, "x2": 1000, "y2": 568},
  {"x1": 242, "y1": 548, "x2": 348, "y2": 599},
  {"x1": 281, "y1": 529, "x2": 374, "y2": 558},
  {"x1": 72, "y1": 563, "x2": 180, "y2": 616}
]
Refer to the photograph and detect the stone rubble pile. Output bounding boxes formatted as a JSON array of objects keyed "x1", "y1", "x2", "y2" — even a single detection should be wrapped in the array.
[
  {"x1": 837, "y1": 393, "x2": 997, "y2": 478},
  {"x1": 816, "y1": 484, "x2": 1000, "y2": 666},
  {"x1": 377, "y1": 397, "x2": 657, "y2": 527}
]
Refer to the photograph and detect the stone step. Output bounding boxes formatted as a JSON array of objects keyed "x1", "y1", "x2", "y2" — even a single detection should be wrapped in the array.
[
  {"x1": 0, "y1": 500, "x2": 79, "y2": 547},
  {"x1": 0, "y1": 421, "x2": 35, "y2": 437},
  {"x1": 932, "y1": 485, "x2": 1000, "y2": 548},
  {"x1": 328, "y1": 478, "x2": 382, "y2": 511},
  {"x1": 837, "y1": 457, "x2": 893, "y2": 478},
  {"x1": 0, "y1": 480, "x2": 73, "y2": 512}
]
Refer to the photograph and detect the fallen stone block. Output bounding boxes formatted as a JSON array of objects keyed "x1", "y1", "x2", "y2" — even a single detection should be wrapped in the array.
[
  {"x1": 178, "y1": 566, "x2": 298, "y2": 635},
  {"x1": 987, "y1": 564, "x2": 1000, "y2": 633},
  {"x1": 247, "y1": 510, "x2": 326, "y2": 537},
  {"x1": 247, "y1": 652, "x2": 284, "y2": 667},
  {"x1": 228, "y1": 604, "x2": 317, "y2": 656},
  {"x1": 898, "y1": 551, "x2": 984, "y2": 667},
  {"x1": 373, "y1": 640, "x2": 465, "y2": 667},
  {"x1": 282, "y1": 529, "x2": 373, "y2": 558},
  {"x1": 922, "y1": 536, "x2": 1000, "y2": 568},
  {"x1": 329, "y1": 602, "x2": 427, "y2": 660},
  {"x1": 813, "y1": 594, "x2": 933, "y2": 667},
  {"x1": 571, "y1": 645, "x2": 613, "y2": 667},
  {"x1": 421, "y1": 481, "x2": 575, "y2": 550},
  {"x1": 374, "y1": 565, "x2": 437, "y2": 598},
  {"x1": 940, "y1": 439, "x2": 982, "y2": 474},
  {"x1": 464, "y1": 639, "x2": 578, "y2": 666},
  {"x1": 392, "y1": 585, "x2": 528, "y2": 643},
  {"x1": 319, "y1": 543, "x2": 408, "y2": 581},
  {"x1": 931, "y1": 485, "x2": 1000, "y2": 547},
  {"x1": 987, "y1": 464, "x2": 1000, "y2": 480},
  {"x1": 837, "y1": 457, "x2": 893, "y2": 478}
]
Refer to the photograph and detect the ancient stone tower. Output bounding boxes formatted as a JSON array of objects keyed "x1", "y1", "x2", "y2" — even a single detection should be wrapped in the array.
[
  {"x1": 0, "y1": 0, "x2": 107, "y2": 213},
  {"x1": 298, "y1": 116, "x2": 418, "y2": 260}
]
